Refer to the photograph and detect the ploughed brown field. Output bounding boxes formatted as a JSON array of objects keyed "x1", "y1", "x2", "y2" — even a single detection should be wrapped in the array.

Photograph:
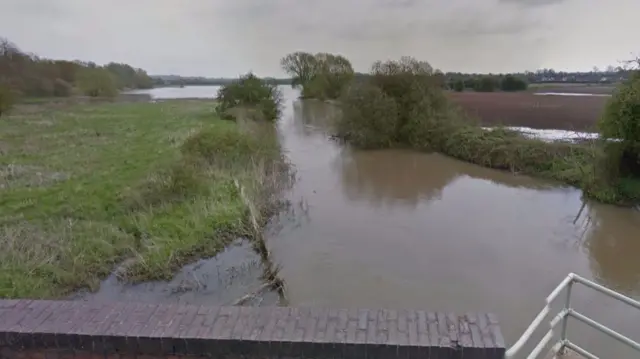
[{"x1": 447, "y1": 92, "x2": 609, "y2": 132}]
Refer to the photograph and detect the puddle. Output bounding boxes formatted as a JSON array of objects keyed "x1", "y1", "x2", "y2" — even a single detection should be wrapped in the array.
[{"x1": 71, "y1": 239, "x2": 284, "y2": 306}]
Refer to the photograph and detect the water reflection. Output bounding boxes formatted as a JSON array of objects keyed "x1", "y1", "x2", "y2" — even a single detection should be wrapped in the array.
[
  {"x1": 292, "y1": 99, "x2": 341, "y2": 137},
  {"x1": 72, "y1": 239, "x2": 283, "y2": 306},
  {"x1": 582, "y1": 203, "x2": 640, "y2": 296},
  {"x1": 337, "y1": 148, "x2": 568, "y2": 208},
  {"x1": 338, "y1": 150, "x2": 459, "y2": 207}
]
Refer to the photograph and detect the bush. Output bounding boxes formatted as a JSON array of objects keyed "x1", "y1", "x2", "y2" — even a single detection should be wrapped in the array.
[
  {"x1": 500, "y1": 75, "x2": 528, "y2": 92},
  {"x1": 452, "y1": 79, "x2": 465, "y2": 92},
  {"x1": 337, "y1": 82, "x2": 399, "y2": 148},
  {"x1": 369, "y1": 57, "x2": 449, "y2": 143},
  {"x1": 182, "y1": 126, "x2": 256, "y2": 163},
  {"x1": 215, "y1": 72, "x2": 283, "y2": 122},
  {"x1": 0, "y1": 85, "x2": 14, "y2": 117},
  {"x1": 474, "y1": 76, "x2": 498, "y2": 92},
  {"x1": 598, "y1": 71, "x2": 640, "y2": 178},
  {"x1": 463, "y1": 78, "x2": 477, "y2": 90},
  {"x1": 336, "y1": 57, "x2": 454, "y2": 149},
  {"x1": 76, "y1": 67, "x2": 118, "y2": 97},
  {"x1": 53, "y1": 79, "x2": 73, "y2": 97},
  {"x1": 181, "y1": 124, "x2": 279, "y2": 166}
]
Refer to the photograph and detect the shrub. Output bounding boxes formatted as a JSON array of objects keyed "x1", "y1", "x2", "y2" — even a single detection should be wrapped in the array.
[
  {"x1": 181, "y1": 126, "x2": 256, "y2": 164},
  {"x1": 53, "y1": 79, "x2": 73, "y2": 97},
  {"x1": 598, "y1": 71, "x2": 640, "y2": 177},
  {"x1": 76, "y1": 67, "x2": 118, "y2": 97},
  {"x1": 337, "y1": 82, "x2": 399, "y2": 148},
  {"x1": 474, "y1": 76, "x2": 498, "y2": 92},
  {"x1": 215, "y1": 72, "x2": 283, "y2": 122},
  {"x1": 181, "y1": 124, "x2": 278, "y2": 166},
  {"x1": 463, "y1": 78, "x2": 477, "y2": 90},
  {"x1": 0, "y1": 85, "x2": 14, "y2": 117},
  {"x1": 452, "y1": 79, "x2": 465, "y2": 92},
  {"x1": 500, "y1": 75, "x2": 528, "y2": 92},
  {"x1": 369, "y1": 57, "x2": 449, "y2": 143},
  {"x1": 336, "y1": 57, "x2": 454, "y2": 149}
]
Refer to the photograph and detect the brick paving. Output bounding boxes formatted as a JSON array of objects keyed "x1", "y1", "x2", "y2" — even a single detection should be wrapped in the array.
[{"x1": 0, "y1": 300, "x2": 505, "y2": 359}]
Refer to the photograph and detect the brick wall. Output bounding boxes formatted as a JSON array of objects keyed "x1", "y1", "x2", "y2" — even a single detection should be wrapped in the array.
[{"x1": 0, "y1": 300, "x2": 505, "y2": 359}]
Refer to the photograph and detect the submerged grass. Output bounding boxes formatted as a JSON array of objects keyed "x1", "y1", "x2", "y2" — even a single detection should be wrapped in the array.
[{"x1": 0, "y1": 99, "x2": 289, "y2": 298}]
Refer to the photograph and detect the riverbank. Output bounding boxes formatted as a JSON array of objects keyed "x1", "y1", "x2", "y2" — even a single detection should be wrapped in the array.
[{"x1": 0, "y1": 99, "x2": 288, "y2": 298}]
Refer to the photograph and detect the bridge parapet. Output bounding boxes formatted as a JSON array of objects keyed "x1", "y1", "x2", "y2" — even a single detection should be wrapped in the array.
[{"x1": 0, "y1": 300, "x2": 505, "y2": 359}]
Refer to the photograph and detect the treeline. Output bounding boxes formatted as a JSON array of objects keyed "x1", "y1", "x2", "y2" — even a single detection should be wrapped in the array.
[
  {"x1": 353, "y1": 71, "x2": 528, "y2": 92},
  {"x1": 0, "y1": 38, "x2": 153, "y2": 101},
  {"x1": 446, "y1": 68, "x2": 632, "y2": 86},
  {"x1": 151, "y1": 75, "x2": 292, "y2": 87}
]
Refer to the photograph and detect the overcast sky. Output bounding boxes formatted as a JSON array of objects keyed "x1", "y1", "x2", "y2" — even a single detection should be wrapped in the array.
[{"x1": 1, "y1": 0, "x2": 638, "y2": 77}]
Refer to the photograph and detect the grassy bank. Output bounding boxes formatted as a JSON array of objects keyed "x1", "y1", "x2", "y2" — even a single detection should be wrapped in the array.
[
  {"x1": 0, "y1": 99, "x2": 288, "y2": 298},
  {"x1": 413, "y1": 123, "x2": 640, "y2": 204}
]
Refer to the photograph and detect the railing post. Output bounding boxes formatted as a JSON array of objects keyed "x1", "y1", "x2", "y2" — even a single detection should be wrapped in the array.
[{"x1": 559, "y1": 279, "x2": 573, "y2": 354}]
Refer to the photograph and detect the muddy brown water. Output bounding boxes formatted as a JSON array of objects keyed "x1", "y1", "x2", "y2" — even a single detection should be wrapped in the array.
[{"x1": 108, "y1": 86, "x2": 640, "y2": 358}]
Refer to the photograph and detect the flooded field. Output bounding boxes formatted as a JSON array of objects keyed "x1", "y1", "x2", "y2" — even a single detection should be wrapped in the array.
[
  {"x1": 117, "y1": 86, "x2": 639, "y2": 358},
  {"x1": 72, "y1": 239, "x2": 283, "y2": 306},
  {"x1": 448, "y1": 91, "x2": 608, "y2": 131}
]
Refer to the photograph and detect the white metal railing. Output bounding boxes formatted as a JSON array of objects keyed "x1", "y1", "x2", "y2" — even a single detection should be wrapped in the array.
[{"x1": 505, "y1": 273, "x2": 640, "y2": 359}]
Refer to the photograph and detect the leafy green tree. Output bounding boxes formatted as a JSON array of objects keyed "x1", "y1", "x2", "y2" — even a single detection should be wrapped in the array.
[
  {"x1": 281, "y1": 52, "x2": 354, "y2": 99},
  {"x1": 133, "y1": 69, "x2": 154, "y2": 89},
  {"x1": 453, "y1": 79, "x2": 465, "y2": 92},
  {"x1": 216, "y1": 72, "x2": 283, "y2": 122},
  {"x1": 53, "y1": 78, "x2": 73, "y2": 97},
  {"x1": 54, "y1": 60, "x2": 82, "y2": 84},
  {"x1": 338, "y1": 56, "x2": 451, "y2": 148},
  {"x1": 500, "y1": 75, "x2": 528, "y2": 91},
  {"x1": 432, "y1": 70, "x2": 447, "y2": 88},
  {"x1": 474, "y1": 76, "x2": 498, "y2": 92},
  {"x1": 337, "y1": 81, "x2": 399, "y2": 148},
  {"x1": 599, "y1": 70, "x2": 640, "y2": 177},
  {"x1": 105, "y1": 63, "x2": 154, "y2": 90},
  {"x1": 463, "y1": 77, "x2": 477, "y2": 90},
  {"x1": 76, "y1": 67, "x2": 118, "y2": 97},
  {"x1": 280, "y1": 52, "x2": 319, "y2": 89}
]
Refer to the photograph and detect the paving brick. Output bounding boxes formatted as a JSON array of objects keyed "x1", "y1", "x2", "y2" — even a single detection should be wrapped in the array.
[
  {"x1": 365, "y1": 308, "x2": 378, "y2": 344},
  {"x1": 257, "y1": 307, "x2": 279, "y2": 343},
  {"x1": 0, "y1": 300, "x2": 506, "y2": 359}
]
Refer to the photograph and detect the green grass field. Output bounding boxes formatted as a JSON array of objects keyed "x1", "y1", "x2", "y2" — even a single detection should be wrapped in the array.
[{"x1": 0, "y1": 99, "x2": 284, "y2": 298}]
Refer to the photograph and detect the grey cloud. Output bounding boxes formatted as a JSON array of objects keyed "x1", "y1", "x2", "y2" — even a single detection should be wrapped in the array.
[
  {"x1": 428, "y1": 17, "x2": 542, "y2": 37},
  {"x1": 0, "y1": 0, "x2": 637, "y2": 76},
  {"x1": 498, "y1": 0, "x2": 567, "y2": 7},
  {"x1": 376, "y1": 0, "x2": 420, "y2": 8}
]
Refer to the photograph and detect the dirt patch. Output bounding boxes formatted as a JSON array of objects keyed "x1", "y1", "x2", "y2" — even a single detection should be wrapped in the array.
[{"x1": 448, "y1": 92, "x2": 608, "y2": 132}]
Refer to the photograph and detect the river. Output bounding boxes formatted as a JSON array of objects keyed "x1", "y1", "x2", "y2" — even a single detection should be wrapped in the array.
[{"x1": 121, "y1": 86, "x2": 640, "y2": 358}]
